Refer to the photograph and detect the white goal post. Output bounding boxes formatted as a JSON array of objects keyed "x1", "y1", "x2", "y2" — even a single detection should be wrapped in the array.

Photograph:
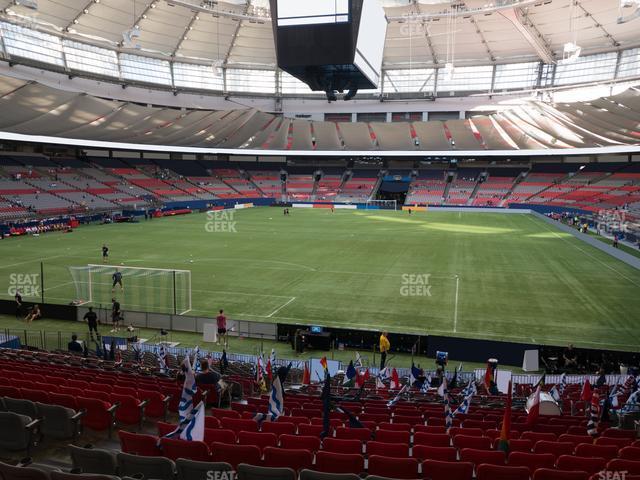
[
  {"x1": 365, "y1": 199, "x2": 397, "y2": 210},
  {"x1": 68, "y1": 264, "x2": 192, "y2": 315}
]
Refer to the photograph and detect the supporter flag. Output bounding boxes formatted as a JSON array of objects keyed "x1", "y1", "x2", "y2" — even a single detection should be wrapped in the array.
[
  {"x1": 336, "y1": 405, "x2": 364, "y2": 429},
  {"x1": 497, "y1": 380, "x2": 513, "y2": 453},
  {"x1": 558, "y1": 373, "x2": 567, "y2": 397},
  {"x1": 453, "y1": 382, "x2": 477, "y2": 416},
  {"x1": 355, "y1": 352, "x2": 363, "y2": 368},
  {"x1": 255, "y1": 363, "x2": 291, "y2": 425},
  {"x1": 387, "y1": 384, "x2": 409, "y2": 407},
  {"x1": 549, "y1": 384, "x2": 561, "y2": 403},
  {"x1": 320, "y1": 369, "x2": 331, "y2": 439},
  {"x1": 484, "y1": 363, "x2": 494, "y2": 392},
  {"x1": 343, "y1": 360, "x2": 356, "y2": 387},
  {"x1": 581, "y1": 378, "x2": 593, "y2": 402},
  {"x1": 622, "y1": 389, "x2": 640, "y2": 414},
  {"x1": 163, "y1": 355, "x2": 199, "y2": 441},
  {"x1": 256, "y1": 353, "x2": 266, "y2": 392},
  {"x1": 266, "y1": 358, "x2": 273, "y2": 382},
  {"x1": 534, "y1": 374, "x2": 546, "y2": 390},
  {"x1": 390, "y1": 368, "x2": 400, "y2": 390},
  {"x1": 526, "y1": 385, "x2": 541, "y2": 427},
  {"x1": 102, "y1": 340, "x2": 109, "y2": 361},
  {"x1": 182, "y1": 401, "x2": 205, "y2": 442},
  {"x1": 320, "y1": 356, "x2": 328, "y2": 372},
  {"x1": 437, "y1": 378, "x2": 447, "y2": 398},
  {"x1": 363, "y1": 368, "x2": 370, "y2": 383},
  {"x1": 420, "y1": 379, "x2": 429, "y2": 394},
  {"x1": 266, "y1": 348, "x2": 276, "y2": 381},
  {"x1": 302, "y1": 362, "x2": 311, "y2": 386},
  {"x1": 450, "y1": 364, "x2": 462, "y2": 389},
  {"x1": 270, "y1": 348, "x2": 277, "y2": 366},
  {"x1": 410, "y1": 363, "x2": 422, "y2": 389},
  {"x1": 192, "y1": 346, "x2": 201, "y2": 373},
  {"x1": 442, "y1": 377, "x2": 453, "y2": 431},
  {"x1": 156, "y1": 344, "x2": 168, "y2": 374},
  {"x1": 376, "y1": 367, "x2": 388, "y2": 389},
  {"x1": 587, "y1": 392, "x2": 601, "y2": 437}
]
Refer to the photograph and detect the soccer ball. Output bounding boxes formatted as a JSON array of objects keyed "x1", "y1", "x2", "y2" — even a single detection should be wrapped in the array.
[{"x1": 189, "y1": 260, "x2": 194, "y2": 263}]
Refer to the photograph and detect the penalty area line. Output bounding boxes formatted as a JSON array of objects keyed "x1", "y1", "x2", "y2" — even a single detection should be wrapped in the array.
[
  {"x1": 453, "y1": 275, "x2": 460, "y2": 333},
  {"x1": 266, "y1": 297, "x2": 296, "y2": 318}
]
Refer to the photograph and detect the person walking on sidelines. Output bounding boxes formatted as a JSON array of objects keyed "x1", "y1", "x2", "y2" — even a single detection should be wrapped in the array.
[{"x1": 379, "y1": 331, "x2": 390, "y2": 370}]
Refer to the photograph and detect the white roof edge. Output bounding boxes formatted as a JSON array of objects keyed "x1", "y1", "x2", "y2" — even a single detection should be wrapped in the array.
[{"x1": 1, "y1": 131, "x2": 639, "y2": 157}]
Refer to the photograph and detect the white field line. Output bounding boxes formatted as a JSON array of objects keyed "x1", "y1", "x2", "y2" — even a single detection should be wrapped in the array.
[{"x1": 266, "y1": 297, "x2": 296, "y2": 318}]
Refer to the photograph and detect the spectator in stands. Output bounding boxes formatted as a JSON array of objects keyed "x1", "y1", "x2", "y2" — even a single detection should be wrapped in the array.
[
  {"x1": 563, "y1": 344, "x2": 578, "y2": 372},
  {"x1": 196, "y1": 359, "x2": 221, "y2": 385},
  {"x1": 379, "y1": 331, "x2": 390, "y2": 370},
  {"x1": 68, "y1": 334, "x2": 83, "y2": 354}
]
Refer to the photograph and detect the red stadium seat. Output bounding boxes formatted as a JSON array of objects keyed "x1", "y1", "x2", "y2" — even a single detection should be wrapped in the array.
[
  {"x1": 298, "y1": 423, "x2": 324, "y2": 437},
  {"x1": 160, "y1": 437, "x2": 210, "y2": 462},
  {"x1": 138, "y1": 390, "x2": 170, "y2": 420},
  {"x1": 415, "y1": 425, "x2": 448, "y2": 434},
  {"x1": 323, "y1": 437, "x2": 362, "y2": 454},
  {"x1": 77, "y1": 397, "x2": 117, "y2": 434},
  {"x1": 375, "y1": 429, "x2": 411, "y2": 444},
  {"x1": 237, "y1": 431, "x2": 278, "y2": 452},
  {"x1": 595, "y1": 437, "x2": 633, "y2": 449},
  {"x1": 412, "y1": 445, "x2": 458, "y2": 462},
  {"x1": 476, "y1": 464, "x2": 530, "y2": 480},
  {"x1": 118, "y1": 430, "x2": 161, "y2": 457},
  {"x1": 210, "y1": 442, "x2": 261, "y2": 468},
  {"x1": 262, "y1": 421, "x2": 296, "y2": 436},
  {"x1": 533, "y1": 441, "x2": 575, "y2": 457},
  {"x1": 606, "y1": 459, "x2": 640, "y2": 475},
  {"x1": 221, "y1": 417, "x2": 259, "y2": 434},
  {"x1": 367, "y1": 440, "x2": 409, "y2": 458},
  {"x1": 620, "y1": 447, "x2": 640, "y2": 461},
  {"x1": 532, "y1": 469, "x2": 590, "y2": 480},
  {"x1": 335, "y1": 427, "x2": 372, "y2": 443},
  {"x1": 49, "y1": 393, "x2": 78, "y2": 411},
  {"x1": 558, "y1": 434, "x2": 593, "y2": 448},
  {"x1": 110, "y1": 393, "x2": 146, "y2": 427},
  {"x1": 315, "y1": 451, "x2": 364, "y2": 475},
  {"x1": 508, "y1": 452, "x2": 556, "y2": 474},
  {"x1": 379, "y1": 422, "x2": 412, "y2": 432},
  {"x1": 575, "y1": 443, "x2": 619, "y2": 461},
  {"x1": 368, "y1": 455, "x2": 419, "y2": 479},
  {"x1": 556, "y1": 455, "x2": 607, "y2": 475},
  {"x1": 602, "y1": 428, "x2": 637, "y2": 439},
  {"x1": 453, "y1": 435, "x2": 492, "y2": 450},
  {"x1": 450, "y1": 427, "x2": 484, "y2": 437},
  {"x1": 422, "y1": 459, "x2": 474, "y2": 480},
  {"x1": 521, "y1": 432, "x2": 557, "y2": 443},
  {"x1": 263, "y1": 447, "x2": 313, "y2": 472},
  {"x1": 492, "y1": 438, "x2": 533, "y2": 453},
  {"x1": 414, "y1": 432, "x2": 451, "y2": 447},
  {"x1": 459, "y1": 448, "x2": 506, "y2": 467},
  {"x1": 211, "y1": 407, "x2": 240, "y2": 419},
  {"x1": 281, "y1": 434, "x2": 320, "y2": 453}
]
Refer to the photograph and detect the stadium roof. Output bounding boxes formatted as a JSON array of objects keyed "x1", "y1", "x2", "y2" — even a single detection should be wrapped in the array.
[
  {"x1": 0, "y1": 74, "x2": 638, "y2": 154},
  {"x1": 1, "y1": 0, "x2": 638, "y2": 70}
]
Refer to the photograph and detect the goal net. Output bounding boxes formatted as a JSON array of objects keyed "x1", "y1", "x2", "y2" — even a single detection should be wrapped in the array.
[
  {"x1": 365, "y1": 200, "x2": 397, "y2": 210},
  {"x1": 68, "y1": 265, "x2": 192, "y2": 315}
]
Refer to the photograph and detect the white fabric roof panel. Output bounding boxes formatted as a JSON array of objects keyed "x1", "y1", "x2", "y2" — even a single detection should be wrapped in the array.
[
  {"x1": 0, "y1": 83, "x2": 79, "y2": 129},
  {"x1": 219, "y1": 111, "x2": 275, "y2": 149},
  {"x1": 469, "y1": 117, "x2": 514, "y2": 150},
  {"x1": 338, "y1": 123, "x2": 375, "y2": 151},
  {"x1": 412, "y1": 122, "x2": 450, "y2": 151},
  {"x1": 290, "y1": 120, "x2": 313, "y2": 151},
  {"x1": 443, "y1": 120, "x2": 484, "y2": 151}
]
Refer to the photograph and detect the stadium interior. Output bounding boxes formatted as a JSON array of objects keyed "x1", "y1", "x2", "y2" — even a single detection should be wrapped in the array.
[{"x1": 0, "y1": 0, "x2": 639, "y2": 479}]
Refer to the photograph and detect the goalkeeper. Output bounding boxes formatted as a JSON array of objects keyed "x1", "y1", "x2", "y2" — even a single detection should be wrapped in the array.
[{"x1": 111, "y1": 268, "x2": 124, "y2": 293}]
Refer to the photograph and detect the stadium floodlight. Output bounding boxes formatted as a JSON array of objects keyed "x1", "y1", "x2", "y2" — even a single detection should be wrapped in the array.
[
  {"x1": 69, "y1": 264, "x2": 192, "y2": 315},
  {"x1": 444, "y1": 62, "x2": 455, "y2": 81}
]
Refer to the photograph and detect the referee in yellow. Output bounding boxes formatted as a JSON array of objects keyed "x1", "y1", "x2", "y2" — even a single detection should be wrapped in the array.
[{"x1": 379, "y1": 331, "x2": 390, "y2": 370}]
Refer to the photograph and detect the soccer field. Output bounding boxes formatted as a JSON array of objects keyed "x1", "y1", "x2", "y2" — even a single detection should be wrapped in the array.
[{"x1": 1, "y1": 208, "x2": 639, "y2": 351}]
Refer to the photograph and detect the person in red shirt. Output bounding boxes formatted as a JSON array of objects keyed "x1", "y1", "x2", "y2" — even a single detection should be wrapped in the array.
[{"x1": 216, "y1": 309, "x2": 227, "y2": 346}]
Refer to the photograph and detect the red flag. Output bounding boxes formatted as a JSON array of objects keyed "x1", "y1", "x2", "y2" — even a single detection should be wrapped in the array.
[
  {"x1": 302, "y1": 363, "x2": 310, "y2": 385},
  {"x1": 526, "y1": 385, "x2": 541, "y2": 427},
  {"x1": 266, "y1": 359, "x2": 272, "y2": 382},
  {"x1": 320, "y1": 356, "x2": 328, "y2": 371},
  {"x1": 363, "y1": 369, "x2": 371, "y2": 382},
  {"x1": 391, "y1": 368, "x2": 400, "y2": 390},
  {"x1": 484, "y1": 363, "x2": 493, "y2": 392},
  {"x1": 581, "y1": 379, "x2": 593, "y2": 402},
  {"x1": 497, "y1": 380, "x2": 512, "y2": 453}
]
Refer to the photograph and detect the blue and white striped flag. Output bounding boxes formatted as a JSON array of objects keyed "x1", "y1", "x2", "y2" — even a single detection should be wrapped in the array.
[
  {"x1": 453, "y1": 382, "x2": 477, "y2": 416},
  {"x1": 162, "y1": 355, "x2": 199, "y2": 441},
  {"x1": 558, "y1": 373, "x2": 567, "y2": 397},
  {"x1": 387, "y1": 384, "x2": 409, "y2": 407},
  {"x1": 181, "y1": 401, "x2": 205, "y2": 442},
  {"x1": 255, "y1": 364, "x2": 290, "y2": 425},
  {"x1": 156, "y1": 344, "x2": 168, "y2": 374},
  {"x1": 622, "y1": 389, "x2": 640, "y2": 413},
  {"x1": 192, "y1": 346, "x2": 201, "y2": 373},
  {"x1": 443, "y1": 378, "x2": 453, "y2": 431}
]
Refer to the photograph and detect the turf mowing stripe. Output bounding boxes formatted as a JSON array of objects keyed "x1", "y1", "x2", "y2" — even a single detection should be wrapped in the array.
[
  {"x1": 525, "y1": 214, "x2": 640, "y2": 288},
  {"x1": 453, "y1": 275, "x2": 460, "y2": 333}
]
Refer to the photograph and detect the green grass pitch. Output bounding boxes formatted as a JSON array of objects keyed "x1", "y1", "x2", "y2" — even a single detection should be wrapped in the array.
[{"x1": 1, "y1": 208, "x2": 639, "y2": 352}]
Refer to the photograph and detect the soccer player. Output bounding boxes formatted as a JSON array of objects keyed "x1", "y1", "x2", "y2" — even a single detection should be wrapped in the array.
[
  {"x1": 216, "y1": 309, "x2": 227, "y2": 346},
  {"x1": 613, "y1": 234, "x2": 619, "y2": 248},
  {"x1": 25, "y1": 304, "x2": 41, "y2": 324},
  {"x1": 102, "y1": 244, "x2": 109, "y2": 263},
  {"x1": 379, "y1": 331, "x2": 390, "y2": 370},
  {"x1": 111, "y1": 298, "x2": 121, "y2": 333},
  {"x1": 112, "y1": 268, "x2": 124, "y2": 293},
  {"x1": 84, "y1": 306, "x2": 99, "y2": 341}
]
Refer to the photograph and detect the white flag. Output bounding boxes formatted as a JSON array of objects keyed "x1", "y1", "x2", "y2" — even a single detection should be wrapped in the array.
[{"x1": 181, "y1": 401, "x2": 205, "y2": 442}]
